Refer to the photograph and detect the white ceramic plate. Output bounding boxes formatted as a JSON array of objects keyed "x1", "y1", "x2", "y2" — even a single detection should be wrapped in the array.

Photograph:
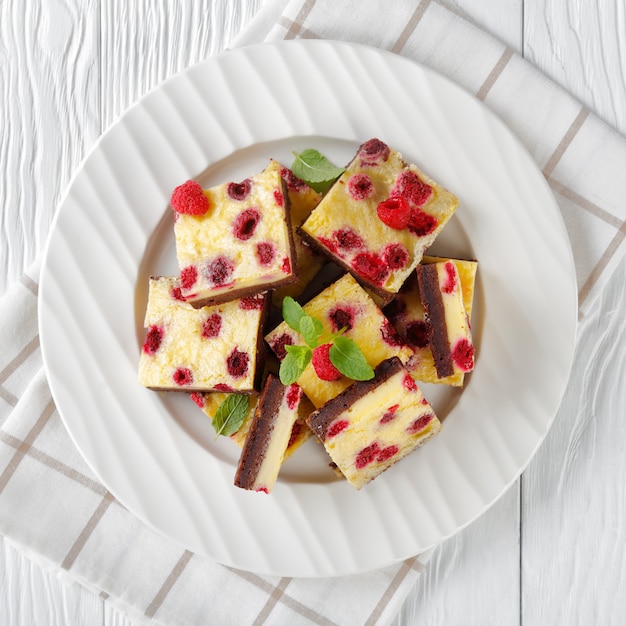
[{"x1": 39, "y1": 40, "x2": 577, "y2": 577}]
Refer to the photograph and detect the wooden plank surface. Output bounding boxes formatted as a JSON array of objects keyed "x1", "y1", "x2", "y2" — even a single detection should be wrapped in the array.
[
  {"x1": 0, "y1": 0, "x2": 100, "y2": 296},
  {"x1": 525, "y1": 0, "x2": 626, "y2": 135},
  {"x1": 523, "y1": 2, "x2": 626, "y2": 625},
  {"x1": 1, "y1": 0, "x2": 625, "y2": 625}
]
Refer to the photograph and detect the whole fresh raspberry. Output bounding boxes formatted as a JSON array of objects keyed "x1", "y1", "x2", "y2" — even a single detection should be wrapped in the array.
[
  {"x1": 170, "y1": 180, "x2": 210, "y2": 215},
  {"x1": 376, "y1": 196, "x2": 411, "y2": 230},
  {"x1": 311, "y1": 343, "x2": 342, "y2": 381}
]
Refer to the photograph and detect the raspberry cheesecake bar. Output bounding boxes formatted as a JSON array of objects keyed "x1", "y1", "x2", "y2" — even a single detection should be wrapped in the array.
[
  {"x1": 386, "y1": 257, "x2": 477, "y2": 386},
  {"x1": 416, "y1": 260, "x2": 476, "y2": 380},
  {"x1": 300, "y1": 138, "x2": 458, "y2": 299},
  {"x1": 265, "y1": 273, "x2": 414, "y2": 408},
  {"x1": 138, "y1": 276, "x2": 268, "y2": 392},
  {"x1": 172, "y1": 161, "x2": 297, "y2": 308},
  {"x1": 235, "y1": 376, "x2": 312, "y2": 493},
  {"x1": 306, "y1": 357, "x2": 441, "y2": 490}
]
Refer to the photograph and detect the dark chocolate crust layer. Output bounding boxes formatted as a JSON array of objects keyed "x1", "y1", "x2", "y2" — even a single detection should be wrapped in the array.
[
  {"x1": 187, "y1": 272, "x2": 298, "y2": 309},
  {"x1": 306, "y1": 357, "x2": 404, "y2": 442},
  {"x1": 234, "y1": 374, "x2": 285, "y2": 490},
  {"x1": 416, "y1": 264, "x2": 454, "y2": 378}
]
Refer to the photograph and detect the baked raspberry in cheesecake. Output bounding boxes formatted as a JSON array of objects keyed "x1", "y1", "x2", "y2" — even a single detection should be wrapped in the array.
[
  {"x1": 416, "y1": 260, "x2": 476, "y2": 380},
  {"x1": 234, "y1": 376, "x2": 312, "y2": 493},
  {"x1": 269, "y1": 162, "x2": 325, "y2": 307},
  {"x1": 306, "y1": 357, "x2": 441, "y2": 490},
  {"x1": 265, "y1": 273, "x2": 414, "y2": 408},
  {"x1": 138, "y1": 276, "x2": 268, "y2": 392},
  {"x1": 386, "y1": 256, "x2": 478, "y2": 386},
  {"x1": 172, "y1": 160, "x2": 297, "y2": 308},
  {"x1": 299, "y1": 138, "x2": 458, "y2": 299},
  {"x1": 190, "y1": 389, "x2": 312, "y2": 457}
]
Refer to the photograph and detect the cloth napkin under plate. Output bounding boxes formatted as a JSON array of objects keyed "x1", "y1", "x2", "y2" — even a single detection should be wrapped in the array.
[{"x1": 2, "y1": 0, "x2": 626, "y2": 625}]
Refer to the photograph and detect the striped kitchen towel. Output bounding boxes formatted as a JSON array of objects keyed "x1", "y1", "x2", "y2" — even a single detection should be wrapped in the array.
[{"x1": 2, "y1": 1, "x2": 626, "y2": 625}]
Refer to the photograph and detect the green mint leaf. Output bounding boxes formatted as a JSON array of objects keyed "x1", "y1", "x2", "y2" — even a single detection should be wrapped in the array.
[
  {"x1": 212, "y1": 394, "x2": 250, "y2": 438},
  {"x1": 282, "y1": 296, "x2": 306, "y2": 332},
  {"x1": 299, "y1": 315, "x2": 323, "y2": 348},
  {"x1": 279, "y1": 345, "x2": 312, "y2": 385},
  {"x1": 291, "y1": 149, "x2": 345, "y2": 193},
  {"x1": 329, "y1": 336, "x2": 375, "y2": 381}
]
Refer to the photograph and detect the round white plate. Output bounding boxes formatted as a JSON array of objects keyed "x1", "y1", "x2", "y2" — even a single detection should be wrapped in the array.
[{"x1": 39, "y1": 40, "x2": 577, "y2": 577}]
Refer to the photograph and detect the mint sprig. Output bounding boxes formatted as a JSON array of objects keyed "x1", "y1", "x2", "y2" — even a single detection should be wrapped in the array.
[
  {"x1": 212, "y1": 393, "x2": 250, "y2": 438},
  {"x1": 291, "y1": 149, "x2": 345, "y2": 193},
  {"x1": 330, "y1": 336, "x2": 374, "y2": 381},
  {"x1": 280, "y1": 345, "x2": 313, "y2": 385},
  {"x1": 282, "y1": 296, "x2": 307, "y2": 331},
  {"x1": 278, "y1": 297, "x2": 374, "y2": 384},
  {"x1": 299, "y1": 315, "x2": 324, "y2": 348}
]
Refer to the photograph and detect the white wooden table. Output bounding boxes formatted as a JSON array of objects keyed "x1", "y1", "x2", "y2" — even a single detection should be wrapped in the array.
[{"x1": 2, "y1": 1, "x2": 625, "y2": 624}]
